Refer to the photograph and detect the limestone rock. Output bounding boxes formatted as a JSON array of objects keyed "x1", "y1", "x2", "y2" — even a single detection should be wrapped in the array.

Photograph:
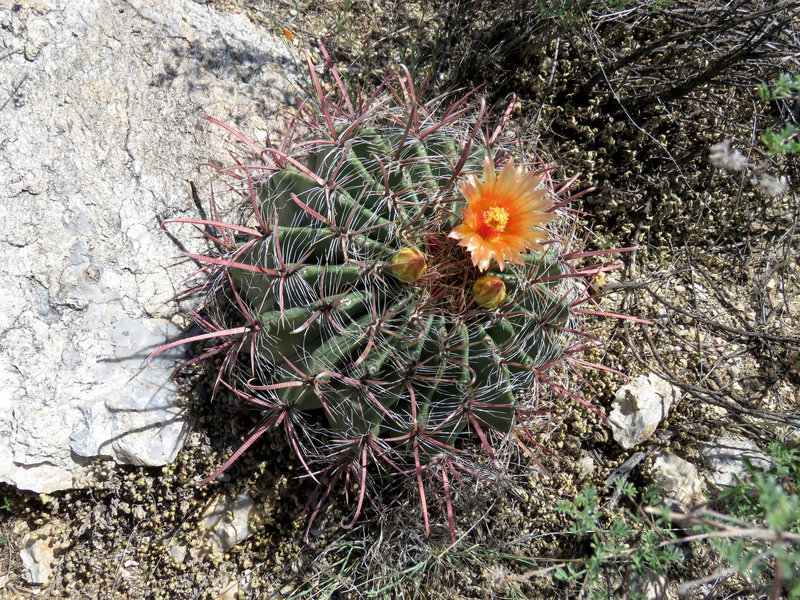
[
  {"x1": 168, "y1": 491, "x2": 260, "y2": 562},
  {"x1": 0, "y1": 0, "x2": 296, "y2": 492},
  {"x1": 215, "y1": 580, "x2": 241, "y2": 600},
  {"x1": 578, "y1": 453, "x2": 596, "y2": 477},
  {"x1": 201, "y1": 493, "x2": 258, "y2": 554},
  {"x1": 609, "y1": 374, "x2": 681, "y2": 449},
  {"x1": 633, "y1": 573, "x2": 671, "y2": 600},
  {"x1": 701, "y1": 435, "x2": 772, "y2": 488},
  {"x1": 647, "y1": 451, "x2": 706, "y2": 509},
  {"x1": 20, "y1": 533, "x2": 55, "y2": 585}
]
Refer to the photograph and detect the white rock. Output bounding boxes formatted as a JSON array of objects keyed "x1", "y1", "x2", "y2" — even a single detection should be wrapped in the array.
[
  {"x1": 0, "y1": 0, "x2": 296, "y2": 493},
  {"x1": 633, "y1": 573, "x2": 671, "y2": 600},
  {"x1": 578, "y1": 453, "x2": 595, "y2": 477},
  {"x1": 701, "y1": 436, "x2": 772, "y2": 488},
  {"x1": 609, "y1": 374, "x2": 681, "y2": 449},
  {"x1": 648, "y1": 451, "x2": 706, "y2": 509},
  {"x1": 168, "y1": 543, "x2": 188, "y2": 564},
  {"x1": 20, "y1": 533, "x2": 55, "y2": 585},
  {"x1": 215, "y1": 580, "x2": 241, "y2": 600},
  {"x1": 201, "y1": 493, "x2": 258, "y2": 553}
]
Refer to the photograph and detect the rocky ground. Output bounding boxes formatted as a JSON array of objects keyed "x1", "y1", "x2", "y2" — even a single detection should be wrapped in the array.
[{"x1": 2, "y1": 1, "x2": 799, "y2": 599}]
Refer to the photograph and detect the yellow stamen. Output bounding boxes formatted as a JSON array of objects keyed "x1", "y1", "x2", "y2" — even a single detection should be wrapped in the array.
[
  {"x1": 448, "y1": 154, "x2": 555, "y2": 271},
  {"x1": 483, "y1": 206, "x2": 509, "y2": 233}
]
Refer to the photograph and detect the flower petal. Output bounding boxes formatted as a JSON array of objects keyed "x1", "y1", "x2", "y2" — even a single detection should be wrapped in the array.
[{"x1": 450, "y1": 155, "x2": 555, "y2": 271}]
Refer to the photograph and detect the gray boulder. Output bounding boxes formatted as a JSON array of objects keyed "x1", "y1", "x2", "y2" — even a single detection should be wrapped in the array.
[{"x1": 0, "y1": 0, "x2": 296, "y2": 492}]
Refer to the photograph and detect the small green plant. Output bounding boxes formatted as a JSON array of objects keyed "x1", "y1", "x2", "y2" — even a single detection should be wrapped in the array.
[
  {"x1": 290, "y1": 528, "x2": 544, "y2": 599},
  {"x1": 717, "y1": 442, "x2": 799, "y2": 520},
  {"x1": 606, "y1": 0, "x2": 674, "y2": 11},
  {"x1": 285, "y1": 540, "x2": 367, "y2": 599},
  {"x1": 762, "y1": 124, "x2": 800, "y2": 155},
  {"x1": 530, "y1": 0, "x2": 586, "y2": 21},
  {"x1": 758, "y1": 73, "x2": 800, "y2": 155},
  {"x1": 758, "y1": 73, "x2": 800, "y2": 102},
  {"x1": 690, "y1": 441, "x2": 800, "y2": 598},
  {"x1": 0, "y1": 496, "x2": 10, "y2": 550},
  {"x1": 334, "y1": 0, "x2": 354, "y2": 37},
  {"x1": 156, "y1": 42, "x2": 629, "y2": 542},
  {"x1": 532, "y1": 0, "x2": 674, "y2": 20},
  {"x1": 554, "y1": 481, "x2": 682, "y2": 600}
]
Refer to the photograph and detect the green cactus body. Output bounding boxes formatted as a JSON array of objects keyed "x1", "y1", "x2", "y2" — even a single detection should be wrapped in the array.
[
  {"x1": 160, "y1": 49, "x2": 621, "y2": 542},
  {"x1": 227, "y1": 127, "x2": 572, "y2": 446}
]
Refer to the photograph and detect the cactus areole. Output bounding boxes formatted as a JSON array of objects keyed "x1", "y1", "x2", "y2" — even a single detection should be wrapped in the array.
[{"x1": 156, "y1": 45, "x2": 630, "y2": 542}]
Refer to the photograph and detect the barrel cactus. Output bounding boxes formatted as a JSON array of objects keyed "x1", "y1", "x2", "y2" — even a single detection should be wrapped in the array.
[{"x1": 159, "y1": 45, "x2": 625, "y2": 541}]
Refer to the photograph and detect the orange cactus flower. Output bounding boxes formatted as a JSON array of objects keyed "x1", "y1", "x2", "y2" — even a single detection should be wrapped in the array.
[{"x1": 449, "y1": 155, "x2": 556, "y2": 271}]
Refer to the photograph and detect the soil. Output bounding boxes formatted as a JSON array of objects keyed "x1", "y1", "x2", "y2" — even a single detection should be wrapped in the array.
[{"x1": 2, "y1": 1, "x2": 799, "y2": 599}]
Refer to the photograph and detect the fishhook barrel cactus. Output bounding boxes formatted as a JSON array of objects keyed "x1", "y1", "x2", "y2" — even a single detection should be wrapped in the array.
[{"x1": 156, "y1": 44, "x2": 632, "y2": 541}]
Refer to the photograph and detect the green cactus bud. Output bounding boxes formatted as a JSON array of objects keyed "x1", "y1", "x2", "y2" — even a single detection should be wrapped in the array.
[
  {"x1": 472, "y1": 274, "x2": 506, "y2": 308},
  {"x1": 390, "y1": 247, "x2": 427, "y2": 283}
]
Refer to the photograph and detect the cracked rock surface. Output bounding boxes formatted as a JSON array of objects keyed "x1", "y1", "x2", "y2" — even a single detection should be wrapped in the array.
[{"x1": 0, "y1": 0, "x2": 295, "y2": 492}]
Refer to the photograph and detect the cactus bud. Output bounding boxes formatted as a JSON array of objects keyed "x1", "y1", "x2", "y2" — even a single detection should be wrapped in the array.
[
  {"x1": 390, "y1": 247, "x2": 427, "y2": 283},
  {"x1": 473, "y1": 275, "x2": 507, "y2": 308}
]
